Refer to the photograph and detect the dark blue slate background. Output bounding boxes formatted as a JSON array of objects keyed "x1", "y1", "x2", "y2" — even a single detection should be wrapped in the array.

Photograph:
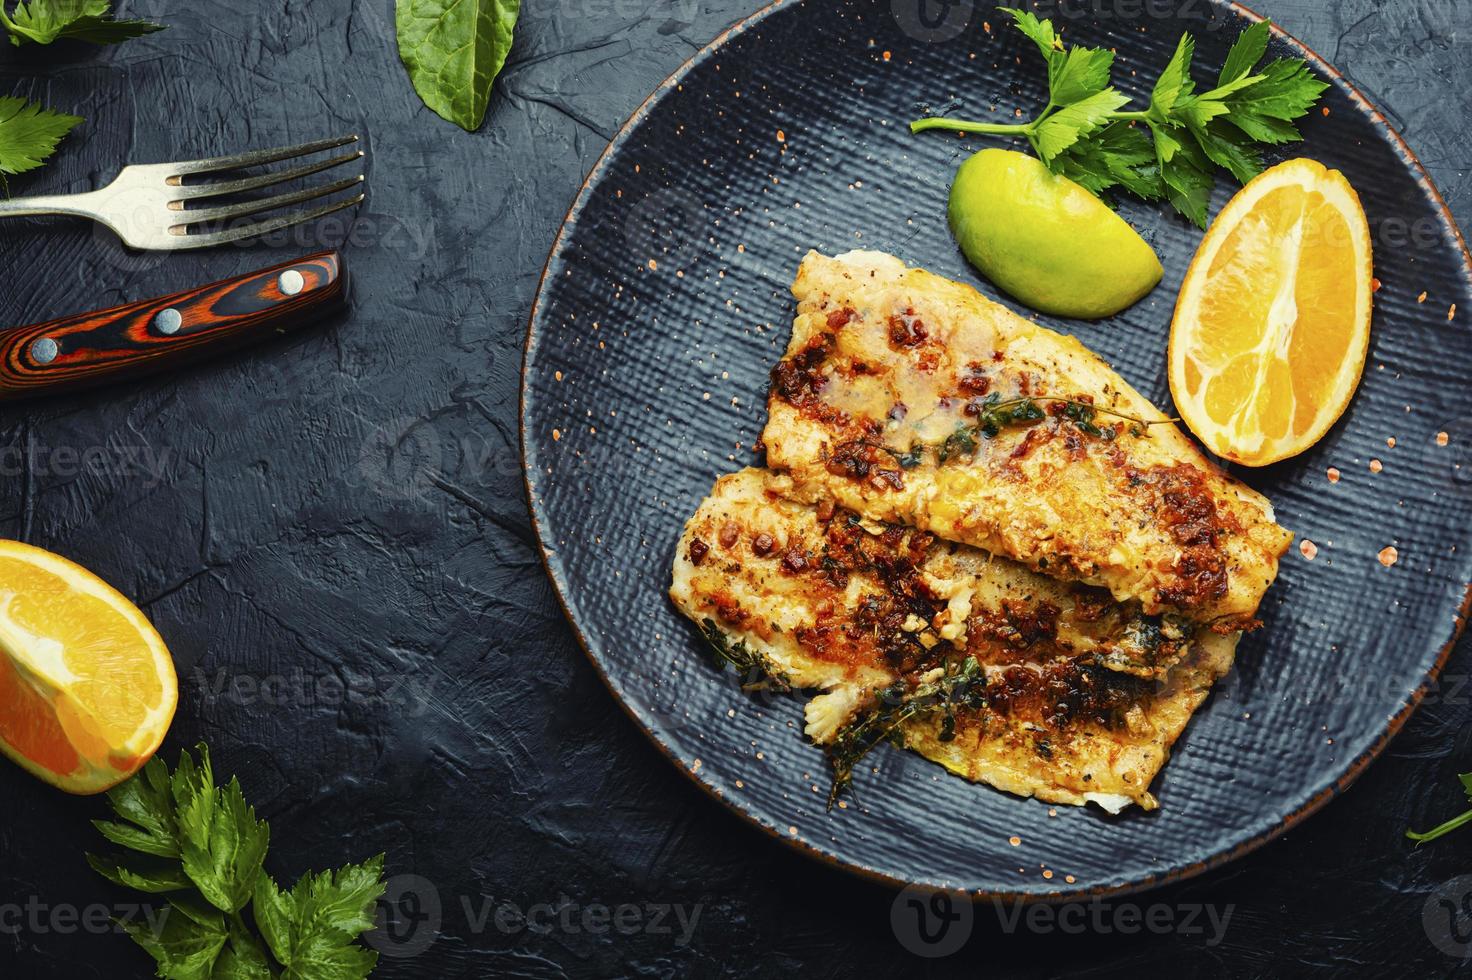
[{"x1": 0, "y1": 1, "x2": 1468, "y2": 976}]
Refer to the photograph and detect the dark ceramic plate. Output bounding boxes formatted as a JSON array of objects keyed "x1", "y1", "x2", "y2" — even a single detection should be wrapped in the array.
[{"x1": 521, "y1": 0, "x2": 1472, "y2": 898}]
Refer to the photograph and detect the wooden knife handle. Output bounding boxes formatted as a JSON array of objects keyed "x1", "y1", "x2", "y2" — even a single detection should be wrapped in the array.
[{"x1": 0, "y1": 250, "x2": 347, "y2": 402}]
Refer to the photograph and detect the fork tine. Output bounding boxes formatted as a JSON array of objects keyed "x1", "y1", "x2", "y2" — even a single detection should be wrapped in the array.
[
  {"x1": 170, "y1": 192, "x2": 367, "y2": 250},
  {"x1": 172, "y1": 149, "x2": 365, "y2": 202},
  {"x1": 170, "y1": 176, "x2": 365, "y2": 232},
  {"x1": 169, "y1": 134, "x2": 360, "y2": 178}
]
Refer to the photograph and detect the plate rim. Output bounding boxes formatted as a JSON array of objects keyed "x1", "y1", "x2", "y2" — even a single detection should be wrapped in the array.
[{"x1": 519, "y1": 0, "x2": 1472, "y2": 901}]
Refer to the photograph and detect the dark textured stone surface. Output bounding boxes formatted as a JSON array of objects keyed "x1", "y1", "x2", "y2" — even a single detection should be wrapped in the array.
[{"x1": 0, "y1": 1, "x2": 1468, "y2": 977}]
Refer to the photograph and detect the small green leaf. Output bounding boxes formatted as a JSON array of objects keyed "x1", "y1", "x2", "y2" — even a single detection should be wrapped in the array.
[
  {"x1": 1057, "y1": 121, "x2": 1163, "y2": 200},
  {"x1": 1220, "y1": 109, "x2": 1303, "y2": 145},
  {"x1": 94, "y1": 818, "x2": 179, "y2": 858},
  {"x1": 1033, "y1": 88, "x2": 1130, "y2": 162},
  {"x1": 1187, "y1": 118, "x2": 1263, "y2": 185},
  {"x1": 1218, "y1": 20, "x2": 1271, "y2": 86},
  {"x1": 121, "y1": 899, "x2": 227, "y2": 980},
  {"x1": 396, "y1": 0, "x2": 521, "y2": 132},
  {"x1": 252, "y1": 857, "x2": 386, "y2": 980},
  {"x1": 1160, "y1": 138, "x2": 1214, "y2": 228},
  {"x1": 3, "y1": 0, "x2": 164, "y2": 46},
  {"x1": 1048, "y1": 46, "x2": 1113, "y2": 106},
  {"x1": 1149, "y1": 33, "x2": 1196, "y2": 122},
  {"x1": 180, "y1": 777, "x2": 270, "y2": 913},
  {"x1": 1232, "y1": 58, "x2": 1329, "y2": 120},
  {"x1": 1000, "y1": 6, "x2": 1059, "y2": 65},
  {"x1": 212, "y1": 920, "x2": 275, "y2": 980},
  {"x1": 87, "y1": 853, "x2": 193, "y2": 894},
  {"x1": 251, "y1": 873, "x2": 294, "y2": 967},
  {"x1": 0, "y1": 96, "x2": 81, "y2": 176}
]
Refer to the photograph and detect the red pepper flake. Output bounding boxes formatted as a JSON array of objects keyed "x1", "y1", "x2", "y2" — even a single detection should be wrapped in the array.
[
  {"x1": 1378, "y1": 546, "x2": 1399, "y2": 567},
  {"x1": 718, "y1": 522, "x2": 739, "y2": 548},
  {"x1": 1326, "y1": 466, "x2": 1340, "y2": 483},
  {"x1": 1436, "y1": 431, "x2": 1450, "y2": 447},
  {"x1": 1321, "y1": 106, "x2": 1330, "y2": 116},
  {"x1": 1387, "y1": 436, "x2": 1397, "y2": 448},
  {"x1": 1371, "y1": 277, "x2": 1382, "y2": 292},
  {"x1": 1299, "y1": 539, "x2": 1318, "y2": 561},
  {"x1": 1369, "y1": 458, "x2": 1383, "y2": 473},
  {"x1": 776, "y1": 130, "x2": 786, "y2": 143},
  {"x1": 882, "y1": 50, "x2": 892, "y2": 62},
  {"x1": 779, "y1": 548, "x2": 809, "y2": 574}
]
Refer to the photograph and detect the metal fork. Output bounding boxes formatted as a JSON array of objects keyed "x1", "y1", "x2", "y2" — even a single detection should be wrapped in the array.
[{"x1": 0, "y1": 135, "x2": 366, "y2": 250}]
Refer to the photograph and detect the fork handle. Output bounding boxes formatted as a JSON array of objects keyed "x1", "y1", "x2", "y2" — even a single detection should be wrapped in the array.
[
  {"x1": 0, "y1": 251, "x2": 346, "y2": 402},
  {"x1": 0, "y1": 188, "x2": 109, "y2": 220}
]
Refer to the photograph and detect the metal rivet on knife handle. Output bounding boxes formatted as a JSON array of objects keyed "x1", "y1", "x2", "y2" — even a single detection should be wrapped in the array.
[
  {"x1": 153, "y1": 308, "x2": 183, "y2": 335},
  {"x1": 279, "y1": 269, "x2": 305, "y2": 296},
  {"x1": 30, "y1": 337, "x2": 58, "y2": 364}
]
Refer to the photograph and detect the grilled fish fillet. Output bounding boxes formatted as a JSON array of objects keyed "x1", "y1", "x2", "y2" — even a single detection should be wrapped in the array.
[
  {"x1": 669, "y1": 468, "x2": 1236, "y2": 812},
  {"x1": 762, "y1": 250, "x2": 1292, "y2": 627}
]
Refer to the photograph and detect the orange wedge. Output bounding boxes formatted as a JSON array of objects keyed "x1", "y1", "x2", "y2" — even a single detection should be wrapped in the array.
[
  {"x1": 0, "y1": 541, "x2": 176, "y2": 794},
  {"x1": 1169, "y1": 158, "x2": 1373, "y2": 466}
]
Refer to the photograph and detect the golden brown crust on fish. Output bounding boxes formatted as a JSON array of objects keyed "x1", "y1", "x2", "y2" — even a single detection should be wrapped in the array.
[
  {"x1": 762, "y1": 250, "x2": 1293, "y2": 625},
  {"x1": 669, "y1": 468, "x2": 1235, "y2": 812}
]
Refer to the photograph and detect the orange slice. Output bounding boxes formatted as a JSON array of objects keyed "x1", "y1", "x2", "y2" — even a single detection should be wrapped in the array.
[
  {"x1": 1169, "y1": 158, "x2": 1373, "y2": 466},
  {"x1": 0, "y1": 541, "x2": 176, "y2": 794}
]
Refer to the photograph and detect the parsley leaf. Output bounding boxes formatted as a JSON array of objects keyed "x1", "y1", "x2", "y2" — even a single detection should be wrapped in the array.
[
  {"x1": 178, "y1": 773, "x2": 270, "y2": 914},
  {"x1": 1004, "y1": 7, "x2": 1059, "y2": 63},
  {"x1": 1149, "y1": 33, "x2": 1196, "y2": 123},
  {"x1": 87, "y1": 853, "x2": 195, "y2": 894},
  {"x1": 90, "y1": 744, "x2": 387, "y2": 980},
  {"x1": 1048, "y1": 45, "x2": 1113, "y2": 105},
  {"x1": 254, "y1": 857, "x2": 386, "y2": 980},
  {"x1": 0, "y1": 96, "x2": 82, "y2": 176},
  {"x1": 1033, "y1": 88, "x2": 1130, "y2": 162},
  {"x1": 93, "y1": 755, "x2": 180, "y2": 858},
  {"x1": 1218, "y1": 19, "x2": 1270, "y2": 86},
  {"x1": 911, "y1": 14, "x2": 1331, "y2": 226},
  {"x1": 120, "y1": 895, "x2": 228, "y2": 980},
  {"x1": 1, "y1": 0, "x2": 164, "y2": 46}
]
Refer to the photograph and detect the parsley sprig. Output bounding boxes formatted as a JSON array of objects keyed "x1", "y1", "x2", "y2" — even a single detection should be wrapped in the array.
[
  {"x1": 911, "y1": 10, "x2": 1329, "y2": 227},
  {"x1": 88, "y1": 744, "x2": 386, "y2": 980},
  {"x1": 0, "y1": 96, "x2": 82, "y2": 177},
  {"x1": 0, "y1": 3, "x2": 165, "y2": 182},
  {"x1": 1407, "y1": 771, "x2": 1472, "y2": 844},
  {"x1": 0, "y1": 0, "x2": 164, "y2": 46}
]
